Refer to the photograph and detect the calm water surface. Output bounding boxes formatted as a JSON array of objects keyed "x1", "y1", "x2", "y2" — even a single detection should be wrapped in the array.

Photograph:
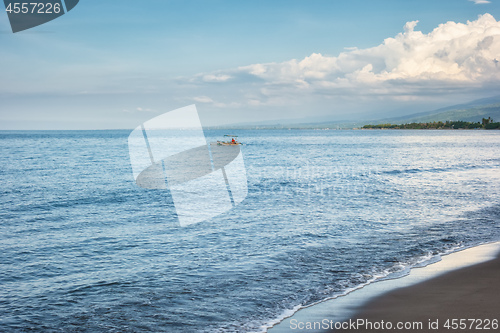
[{"x1": 1, "y1": 130, "x2": 499, "y2": 332}]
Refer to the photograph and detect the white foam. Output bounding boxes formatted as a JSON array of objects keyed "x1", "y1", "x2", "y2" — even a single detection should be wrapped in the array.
[{"x1": 265, "y1": 241, "x2": 500, "y2": 333}]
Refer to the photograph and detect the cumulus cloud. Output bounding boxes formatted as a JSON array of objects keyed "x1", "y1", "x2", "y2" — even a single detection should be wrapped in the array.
[
  {"x1": 188, "y1": 14, "x2": 500, "y2": 106},
  {"x1": 469, "y1": 0, "x2": 491, "y2": 4}
]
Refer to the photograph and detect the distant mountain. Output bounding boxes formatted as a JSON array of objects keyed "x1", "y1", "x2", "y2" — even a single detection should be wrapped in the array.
[
  {"x1": 215, "y1": 95, "x2": 500, "y2": 129},
  {"x1": 309, "y1": 95, "x2": 500, "y2": 128},
  {"x1": 380, "y1": 95, "x2": 500, "y2": 125}
]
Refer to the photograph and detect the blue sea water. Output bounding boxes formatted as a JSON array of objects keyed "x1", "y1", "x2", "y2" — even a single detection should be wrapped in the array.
[{"x1": 1, "y1": 129, "x2": 499, "y2": 332}]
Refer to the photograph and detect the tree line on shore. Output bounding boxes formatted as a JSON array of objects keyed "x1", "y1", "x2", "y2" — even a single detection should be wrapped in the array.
[{"x1": 362, "y1": 117, "x2": 500, "y2": 130}]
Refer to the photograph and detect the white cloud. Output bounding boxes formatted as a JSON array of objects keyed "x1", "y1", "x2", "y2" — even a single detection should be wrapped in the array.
[
  {"x1": 469, "y1": 0, "x2": 491, "y2": 4},
  {"x1": 188, "y1": 14, "x2": 500, "y2": 106},
  {"x1": 193, "y1": 96, "x2": 214, "y2": 103},
  {"x1": 193, "y1": 96, "x2": 240, "y2": 108},
  {"x1": 202, "y1": 74, "x2": 232, "y2": 82},
  {"x1": 124, "y1": 107, "x2": 156, "y2": 113}
]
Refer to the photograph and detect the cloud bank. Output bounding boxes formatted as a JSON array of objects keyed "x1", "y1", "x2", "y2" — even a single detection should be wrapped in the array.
[{"x1": 188, "y1": 14, "x2": 500, "y2": 108}]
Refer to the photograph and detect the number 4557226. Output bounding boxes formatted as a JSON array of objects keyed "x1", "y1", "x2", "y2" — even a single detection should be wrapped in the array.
[
  {"x1": 5, "y1": 3, "x2": 62, "y2": 14},
  {"x1": 443, "y1": 319, "x2": 498, "y2": 330}
]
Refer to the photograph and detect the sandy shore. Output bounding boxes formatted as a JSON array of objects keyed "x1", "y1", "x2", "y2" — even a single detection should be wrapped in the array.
[
  {"x1": 334, "y1": 252, "x2": 500, "y2": 333},
  {"x1": 268, "y1": 243, "x2": 500, "y2": 333}
]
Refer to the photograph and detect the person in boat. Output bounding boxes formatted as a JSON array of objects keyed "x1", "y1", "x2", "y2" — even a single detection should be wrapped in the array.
[{"x1": 231, "y1": 138, "x2": 236, "y2": 144}]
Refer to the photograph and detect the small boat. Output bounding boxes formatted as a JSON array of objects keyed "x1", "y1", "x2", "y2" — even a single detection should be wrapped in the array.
[{"x1": 215, "y1": 135, "x2": 242, "y2": 145}]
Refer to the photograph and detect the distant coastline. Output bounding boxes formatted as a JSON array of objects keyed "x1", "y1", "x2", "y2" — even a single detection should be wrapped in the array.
[{"x1": 362, "y1": 118, "x2": 500, "y2": 130}]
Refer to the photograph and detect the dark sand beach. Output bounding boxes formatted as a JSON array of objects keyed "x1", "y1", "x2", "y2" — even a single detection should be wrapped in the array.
[{"x1": 334, "y1": 252, "x2": 500, "y2": 332}]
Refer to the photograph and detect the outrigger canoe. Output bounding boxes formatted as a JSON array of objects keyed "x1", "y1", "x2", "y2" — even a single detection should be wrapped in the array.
[
  {"x1": 216, "y1": 141, "x2": 242, "y2": 146},
  {"x1": 214, "y1": 134, "x2": 242, "y2": 145}
]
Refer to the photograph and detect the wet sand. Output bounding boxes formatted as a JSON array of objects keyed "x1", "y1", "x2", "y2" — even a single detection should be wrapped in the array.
[{"x1": 334, "y1": 253, "x2": 500, "y2": 332}]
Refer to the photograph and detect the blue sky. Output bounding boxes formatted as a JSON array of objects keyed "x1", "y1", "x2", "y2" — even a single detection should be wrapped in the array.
[{"x1": 1, "y1": 0, "x2": 499, "y2": 129}]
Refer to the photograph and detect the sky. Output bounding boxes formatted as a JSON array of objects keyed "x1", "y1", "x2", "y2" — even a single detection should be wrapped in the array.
[{"x1": 1, "y1": 0, "x2": 500, "y2": 129}]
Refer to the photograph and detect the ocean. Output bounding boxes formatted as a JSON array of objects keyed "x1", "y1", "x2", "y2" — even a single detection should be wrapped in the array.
[{"x1": 1, "y1": 129, "x2": 499, "y2": 332}]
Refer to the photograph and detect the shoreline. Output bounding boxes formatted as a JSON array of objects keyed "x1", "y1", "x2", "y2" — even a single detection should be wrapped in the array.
[
  {"x1": 335, "y1": 250, "x2": 500, "y2": 332},
  {"x1": 266, "y1": 241, "x2": 500, "y2": 333}
]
